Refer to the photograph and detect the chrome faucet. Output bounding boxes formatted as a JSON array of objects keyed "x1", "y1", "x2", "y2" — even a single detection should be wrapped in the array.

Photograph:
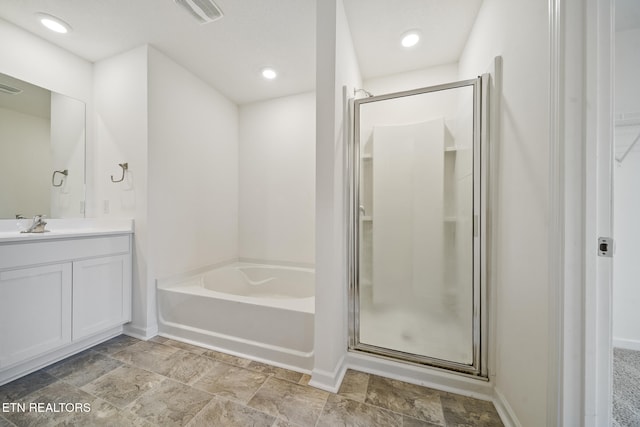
[{"x1": 21, "y1": 215, "x2": 48, "y2": 233}]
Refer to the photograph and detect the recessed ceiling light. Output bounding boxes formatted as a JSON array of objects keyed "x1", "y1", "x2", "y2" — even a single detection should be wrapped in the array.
[
  {"x1": 261, "y1": 68, "x2": 277, "y2": 80},
  {"x1": 401, "y1": 31, "x2": 420, "y2": 48},
  {"x1": 37, "y1": 13, "x2": 71, "y2": 34}
]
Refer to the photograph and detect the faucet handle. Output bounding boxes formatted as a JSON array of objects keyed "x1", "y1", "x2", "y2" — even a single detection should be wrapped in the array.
[{"x1": 16, "y1": 214, "x2": 25, "y2": 219}]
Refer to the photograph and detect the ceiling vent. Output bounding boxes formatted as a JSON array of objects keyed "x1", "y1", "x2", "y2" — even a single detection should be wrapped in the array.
[
  {"x1": 175, "y1": 0, "x2": 223, "y2": 24},
  {"x1": 0, "y1": 83, "x2": 22, "y2": 95}
]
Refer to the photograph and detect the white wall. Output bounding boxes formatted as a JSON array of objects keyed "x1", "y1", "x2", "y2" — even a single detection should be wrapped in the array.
[
  {"x1": 364, "y1": 63, "x2": 458, "y2": 95},
  {"x1": 615, "y1": 28, "x2": 640, "y2": 114},
  {"x1": 0, "y1": 107, "x2": 50, "y2": 218},
  {"x1": 458, "y1": 0, "x2": 550, "y2": 425},
  {"x1": 312, "y1": 0, "x2": 362, "y2": 391},
  {"x1": 147, "y1": 46, "x2": 239, "y2": 280},
  {"x1": 93, "y1": 45, "x2": 150, "y2": 336},
  {"x1": 613, "y1": 152, "x2": 640, "y2": 349},
  {"x1": 50, "y1": 93, "x2": 86, "y2": 218},
  {"x1": 0, "y1": 19, "x2": 92, "y2": 102},
  {"x1": 93, "y1": 45, "x2": 240, "y2": 339},
  {"x1": 239, "y1": 92, "x2": 315, "y2": 265},
  {"x1": 0, "y1": 18, "x2": 94, "y2": 216},
  {"x1": 612, "y1": 27, "x2": 640, "y2": 350}
]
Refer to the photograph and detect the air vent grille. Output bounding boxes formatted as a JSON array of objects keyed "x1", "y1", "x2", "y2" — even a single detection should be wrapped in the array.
[
  {"x1": 0, "y1": 83, "x2": 22, "y2": 95},
  {"x1": 175, "y1": 0, "x2": 223, "y2": 24}
]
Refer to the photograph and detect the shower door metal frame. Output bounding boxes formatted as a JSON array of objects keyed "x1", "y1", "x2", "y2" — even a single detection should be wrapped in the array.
[{"x1": 347, "y1": 76, "x2": 489, "y2": 378}]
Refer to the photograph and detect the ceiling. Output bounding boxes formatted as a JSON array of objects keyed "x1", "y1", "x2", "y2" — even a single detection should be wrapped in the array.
[
  {"x1": 343, "y1": 0, "x2": 483, "y2": 80},
  {"x1": 0, "y1": 0, "x2": 483, "y2": 105}
]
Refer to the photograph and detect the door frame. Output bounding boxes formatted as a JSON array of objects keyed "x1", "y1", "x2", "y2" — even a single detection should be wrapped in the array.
[{"x1": 551, "y1": 0, "x2": 614, "y2": 424}]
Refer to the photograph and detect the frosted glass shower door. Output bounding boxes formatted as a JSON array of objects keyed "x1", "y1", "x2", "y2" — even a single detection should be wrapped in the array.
[
  {"x1": 371, "y1": 120, "x2": 445, "y2": 306},
  {"x1": 349, "y1": 77, "x2": 486, "y2": 376}
]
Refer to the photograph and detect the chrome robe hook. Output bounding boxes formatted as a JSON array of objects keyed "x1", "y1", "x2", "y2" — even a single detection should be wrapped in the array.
[{"x1": 111, "y1": 163, "x2": 128, "y2": 183}]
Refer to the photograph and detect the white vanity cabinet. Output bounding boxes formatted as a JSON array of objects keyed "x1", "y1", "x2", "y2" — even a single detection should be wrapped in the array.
[
  {"x1": 0, "y1": 263, "x2": 72, "y2": 369},
  {"x1": 0, "y1": 226, "x2": 133, "y2": 385},
  {"x1": 72, "y1": 254, "x2": 131, "y2": 340}
]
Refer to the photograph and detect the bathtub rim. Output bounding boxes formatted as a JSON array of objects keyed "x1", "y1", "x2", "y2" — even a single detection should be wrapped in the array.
[
  {"x1": 161, "y1": 283, "x2": 315, "y2": 314},
  {"x1": 156, "y1": 258, "x2": 315, "y2": 291},
  {"x1": 156, "y1": 259, "x2": 315, "y2": 314}
]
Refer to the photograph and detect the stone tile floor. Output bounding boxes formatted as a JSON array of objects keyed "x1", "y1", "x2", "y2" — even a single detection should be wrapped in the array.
[{"x1": 0, "y1": 335, "x2": 504, "y2": 426}]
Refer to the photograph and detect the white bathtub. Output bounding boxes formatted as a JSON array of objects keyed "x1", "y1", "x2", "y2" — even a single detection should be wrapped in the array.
[{"x1": 157, "y1": 262, "x2": 314, "y2": 371}]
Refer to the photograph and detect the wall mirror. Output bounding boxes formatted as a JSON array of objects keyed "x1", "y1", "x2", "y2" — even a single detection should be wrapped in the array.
[{"x1": 0, "y1": 72, "x2": 85, "y2": 220}]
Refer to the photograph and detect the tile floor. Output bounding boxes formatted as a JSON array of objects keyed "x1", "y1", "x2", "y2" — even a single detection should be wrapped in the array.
[{"x1": 0, "y1": 335, "x2": 504, "y2": 426}]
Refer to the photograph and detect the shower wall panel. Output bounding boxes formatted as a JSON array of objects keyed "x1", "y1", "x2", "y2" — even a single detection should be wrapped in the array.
[{"x1": 372, "y1": 120, "x2": 445, "y2": 305}]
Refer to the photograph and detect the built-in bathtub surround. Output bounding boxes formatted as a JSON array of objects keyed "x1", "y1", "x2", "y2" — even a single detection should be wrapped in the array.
[
  {"x1": 157, "y1": 262, "x2": 314, "y2": 372},
  {"x1": 0, "y1": 218, "x2": 133, "y2": 386},
  {"x1": 238, "y1": 91, "x2": 315, "y2": 266}
]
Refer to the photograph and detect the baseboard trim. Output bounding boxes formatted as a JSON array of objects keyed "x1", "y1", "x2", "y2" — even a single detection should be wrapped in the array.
[
  {"x1": 346, "y1": 351, "x2": 494, "y2": 400},
  {"x1": 309, "y1": 355, "x2": 347, "y2": 393},
  {"x1": 0, "y1": 327, "x2": 122, "y2": 386},
  {"x1": 157, "y1": 322, "x2": 313, "y2": 372},
  {"x1": 158, "y1": 332, "x2": 312, "y2": 375},
  {"x1": 493, "y1": 387, "x2": 522, "y2": 427},
  {"x1": 613, "y1": 338, "x2": 640, "y2": 352},
  {"x1": 123, "y1": 323, "x2": 158, "y2": 340}
]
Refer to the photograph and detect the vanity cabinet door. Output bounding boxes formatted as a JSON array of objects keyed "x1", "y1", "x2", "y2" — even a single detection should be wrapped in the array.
[
  {"x1": 72, "y1": 255, "x2": 131, "y2": 341},
  {"x1": 0, "y1": 263, "x2": 72, "y2": 369}
]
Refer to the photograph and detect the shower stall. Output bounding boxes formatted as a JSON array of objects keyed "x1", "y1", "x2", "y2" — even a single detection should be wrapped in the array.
[{"x1": 348, "y1": 76, "x2": 488, "y2": 377}]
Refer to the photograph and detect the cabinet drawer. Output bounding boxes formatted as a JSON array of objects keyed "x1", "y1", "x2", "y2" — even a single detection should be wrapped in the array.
[{"x1": 0, "y1": 235, "x2": 130, "y2": 270}]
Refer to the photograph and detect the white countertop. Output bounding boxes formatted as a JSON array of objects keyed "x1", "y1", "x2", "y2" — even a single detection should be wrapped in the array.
[{"x1": 0, "y1": 218, "x2": 134, "y2": 243}]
